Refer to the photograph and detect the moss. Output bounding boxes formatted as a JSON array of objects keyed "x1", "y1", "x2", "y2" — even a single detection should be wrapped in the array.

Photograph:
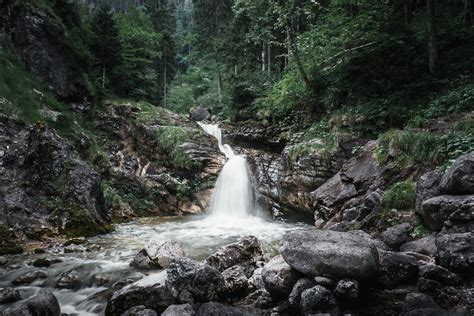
[{"x1": 0, "y1": 225, "x2": 23, "y2": 255}]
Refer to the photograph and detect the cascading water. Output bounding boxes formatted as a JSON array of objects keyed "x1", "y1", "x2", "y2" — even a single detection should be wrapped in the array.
[{"x1": 198, "y1": 122, "x2": 254, "y2": 219}]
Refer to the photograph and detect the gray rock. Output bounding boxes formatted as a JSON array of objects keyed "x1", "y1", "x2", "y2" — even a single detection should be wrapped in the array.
[
  {"x1": 161, "y1": 304, "x2": 195, "y2": 316},
  {"x1": 313, "y1": 276, "x2": 336, "y2": 290},
  {"x1": 131, "y1": 240, "x2": 185, "y2": 270},
  {"x1": 378, "y1": 251, "x2": 419, "y2": 289},
  {"x1": 166, "y1": 257, "x2": 225, "y2": 303},
  {"x1": 280, "y1": 229, "x2": 379, "y2": 280},
  {"x1": 443, "y1": 202, "x2": 474, "y2": 233},
  {"x1": 261, "y1": 255, "x2": 301, "y2": 300},
  {"x1": 190, "y1": 107, "x2": 210, "y2": 121},
  {"x1": 416, "y1": 171, "x2": 442, "y2": 212},
  {"x1": 436, "y1": 232, "x2": 474, "y2": 274},
  {"x1": 419, "y1": 263, "x2": 461, "y2": 285},
  {"x1": 196, "y1": 302, "x2": 260, "y2": 316},
  {"x1": 247, "y1": 267, "x2": 265, "y2": 292},
  {"x1": 288, "y1": 278, "x2": 316, "y2": 309},
  {"x1": 2, "y1": 292, "x2": 60, "y2": 316},
  {"x1": 222, "y1": 265, "x2": 248, "y2": 296},
  {"x1": 145, "y1": 240, "x2": 185, "y2": 269},
  {"x1": 439, "y1": 152, "x2": 474, "y2": 195},
  {"x1": 300, "y1": 285, "x2": 337, "y2": 315},
  {"x1": 404, "y1": 293, "x2": 439, "y2": 312},
  {"x1": 106, "y1": 272, "x2": 174, "y2": 315},
  {"x1": 0, "y1": 287, "x2": 21, "y2": 304},
  {"x1": 206, "y1": 236, "x2": 263, "y2": 272},
  {"x1": 400, "y1": 235, "x2": 438, "y2": 257},
  {"x1": 12, "y1": 270, "x2": 48, "y2": 285},
  {"x1": 421, "y1": 195, "x2": 474, "y2": 231},
  {"x1": 121, "y1": 305, "x2": 158, "y2": 316},
  {"x1": 57, "y1": 270, "x2": 80, "y2": 289},
  {"x1": 379, "y1": 223, "x2": 413, "y2": 249},
  {"x1": 334, "y1": 279, "x2": 359, "y2": 304}
]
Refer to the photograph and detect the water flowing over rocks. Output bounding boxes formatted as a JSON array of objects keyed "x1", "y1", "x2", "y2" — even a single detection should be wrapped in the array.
[
  {"x1": 1, "y1": 292, "x2": 61, "y2": 316},
  {"x1": 131, "y1": 240, "x2": 185, "y2": 270}
]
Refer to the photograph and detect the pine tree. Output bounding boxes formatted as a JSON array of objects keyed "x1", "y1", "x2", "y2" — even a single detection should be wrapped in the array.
[{"x1": 90, "y1": 5, "x2": 123, "y2": 89}]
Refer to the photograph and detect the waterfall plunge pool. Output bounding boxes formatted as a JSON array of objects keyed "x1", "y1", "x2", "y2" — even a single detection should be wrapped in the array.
[{"x1": 0, "y1": 215, "x2": 309, "y2": 315}]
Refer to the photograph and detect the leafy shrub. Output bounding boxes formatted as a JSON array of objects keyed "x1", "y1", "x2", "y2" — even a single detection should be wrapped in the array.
[
  {"x1": 382, "y1": 181, "x2": 416, "y2": 211},
  {"x1": 155, "y1": 126, "x2": 202, "y2": 170}
]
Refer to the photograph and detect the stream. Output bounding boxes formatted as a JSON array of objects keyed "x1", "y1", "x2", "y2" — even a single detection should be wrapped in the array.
[{"x1": 0, "y1": 215, "x2": 307, "y2": 315}]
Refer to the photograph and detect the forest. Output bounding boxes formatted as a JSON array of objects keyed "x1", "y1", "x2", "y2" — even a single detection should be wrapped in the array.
[{"x1": 0, "y1": 0, "x2": 473, "y2": 315}]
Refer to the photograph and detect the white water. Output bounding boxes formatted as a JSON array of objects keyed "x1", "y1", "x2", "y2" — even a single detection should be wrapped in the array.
[{"x1": 198, "y1": 122, "x2": 255, "y2": 219}]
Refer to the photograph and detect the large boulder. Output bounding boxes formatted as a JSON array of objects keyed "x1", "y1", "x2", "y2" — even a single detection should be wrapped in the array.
[
  {"x1": 206, "y1": 236, "x2": 263, "y2": 273},
  {"x1": 105, "y1": 272, "x2": 174, "y2": 315},
  {"x1": 131, "y1": 240, "x2": 185, "y2": 270},
  {"x1": 436, "y1": 232, "x2": 474, "y2": 274},
  {"x1": 189, "y1": 107, "x2": 210, "y2": 122},
  {"x1": 420, "y1": 195, "x2": 474, "y2": 231},
  {"x1": 439, "y1": 152, "x2": 474, "y2": 195},
  {"x1": 12, "y1": 270, "x2": 48, "y2": 285},
  {"x1": 196, "y1": 302, "x2": 260, "y2": 316},
  {"x1": 415, "y1": 171, "x2": 442, "y2": 211},
  {"x1": 166, "y1": 257, "x2": 225, "y2": 303},
  {"x1": 280, "y1": 229, "x2": 379, "y2": 280},
  {"x1": 299, "y1": 285, "x2": 338, "y2": 315},
  {"x1": 378, "y1": 251, "x2": 419, "y2": 289},
  {"x1": 1, "y1": 292, "x2": 60, "y2": 316},
  {"x1": 261, "y1": 255, "x2": 301, "y2": 300},
  {"x1": 379, "y1": 223, "x2": 413, "y2": 249},
  {"x1": 400, "y1": 235, "x2": 438, "y2": 257}
]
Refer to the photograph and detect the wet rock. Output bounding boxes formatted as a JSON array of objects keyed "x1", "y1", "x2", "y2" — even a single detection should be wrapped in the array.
[
  {"x1": 121, "y1": 305, "x2": 158, "y2": 316},
  {"x1": 12, "y1": 270, "x2": 48, "y2": 285},
  {"x1": 206, "y1": 236, "x2": 263, "y2": 273},
  {"x1": 288, "y1": 278, "x2": 316, "y2": 309},
  {"x1": 436, "y1": 232, "x2": 474, "y2": 274},
  {"x1": 222, "y1": 265, "x2": 248, "y2": 296},
  {"x1": 57, "y1": 270, "x2": 80, "y2": 289},
  {"x1": 334, "y1": 279, "x2": 359, "y2": 304},
  {"x1": 300, "y1": 285, "x2": 337, "y2": 315},
  {"x1": 378, "y1": 251, "x2": 419, "y2": 289},
  {"x1": 313, "y1": 276, "x2": 336, "y2": 290},
  {"x1": 196, "y1": 302, "x2": 260, "y2": 316},
  {"x1": 439, "y1": 152, "x2": 474, "y2": 195},
  {"x1": 420, "y1": 195, "x2": 474, "y2": 231},
  {"x1": 416, "y1": 171, "x2": 442, "y2": 211},
  {"x1": 404, "y1": 292, "x2": 439, "y2": 312},
  {"x1": 379, "y1": 223, "x2": 413, "y2": 249},
  {"x1": 131, "y1": 240, "x2": 185, "y2": 270},
  {"x1": 166, "y1": 257, "x2": 225, "y2": 303},
  {"x1": 161, "y1": 304, "x2": 195, "y2": 316},
  {"x1": 0, "y1": 257, "x2": 8, "y2": 266},
  {"x1": 189, "y1": 107, "x2": 210, "y2": 121},
  {"x1": 106, "y1": 272, "x2": 174, "y2": 315},
  {"x1": 280, "y1": 229, "x2": 379, "y2": 280},
  {"x1": 247, "y1": 267, "x2": 265, "y2": 291},
  {"x1": 32, "y1": 258, "x2": 61, "y2": 268},
  {"x1": 64, "y1": 244, "x2": 88, "y2": 253},
  {"x1": 145, "y1": 240, "x2": 185, "y2": 269},
  {"x1": 419, "y1": 263, "x2": 461, "y2": 285},
  {"x1": 400, "y1": 235, "x2": 438, "y2": 257},
  {"x1": 0, "y1": 287, "x2": 21, "y2": 304},
  {"x1": 2, "y1": 292, "x2": 60, "y2": 316},
  {"x1": 261, "y1": 255, "x2": 301, "y2": 300}
]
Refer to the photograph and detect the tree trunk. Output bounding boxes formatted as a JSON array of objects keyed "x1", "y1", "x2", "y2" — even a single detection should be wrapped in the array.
[
  {"x1": 216, "y1": 66, "x2": 223, "y2": 104},
  {"x1": 286, "y1": 26, "x2": 316, "y2": 94},
  {"x1": 102, "y1": 65, "x2": 106, "y2": 89},
  {"x1": 163, "y1": 67, "x2": 167, "y2": 108},
  {"x1": 262, "y1": 43, "x2": 266, "y2": 73},
  {"x1": 426, "y1": 0, "x2": 438, "y2": 74},
  {"x1": 268, "y1": 43, "x2": 271, "y2": 74}
]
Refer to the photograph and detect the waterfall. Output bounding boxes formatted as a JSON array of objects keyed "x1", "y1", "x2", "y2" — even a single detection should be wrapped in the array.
[{"x1": 198, "y1": 122, "x2": 253, "y2": 218}]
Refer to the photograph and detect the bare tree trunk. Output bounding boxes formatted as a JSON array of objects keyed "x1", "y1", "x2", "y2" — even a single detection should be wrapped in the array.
[
  {"x1": 163, "y1": 67, "x2": 167, "y2": 107},
  {"x1": 102, "y1": 65, "x2": 106, "y2": 89},
  {"x1": 426, "y1": 0, "x2": 438, "y2": 74},
  {"x1": 216, "y1": 66, "x2": 223, "y2": 104},
  {"x1": 262, "y1": 43, "x2": 266, "y2": 73},
  {"x1": 268, "y1": 43, "x2": 271, "y2": 74}
]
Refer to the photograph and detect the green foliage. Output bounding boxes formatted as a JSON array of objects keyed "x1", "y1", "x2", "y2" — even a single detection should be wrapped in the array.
[
  {"x1": 155, "y1": 126, "x2": 202, "y2": 170},
  {"x1": 382, "y1": 181, "x2": 416, "y2": 211},
  {"x1": 0, "y1": 225, "x2": 23, "y2": 255},
  {"x1": 410, "y1": 215, "x2": 431, "y2": 239}
]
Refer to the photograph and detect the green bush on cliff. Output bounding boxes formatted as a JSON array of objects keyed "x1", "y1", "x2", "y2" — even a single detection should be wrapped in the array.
[
  {"x1": 0, "y1": 225, "x2": 23, "y2": 255},
  {"x1": 382, "y1": 181, "x2": 416, "y2": 211},
  {"x1": 155, "y1": 126, "x2": 202, "y2": 170}
]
